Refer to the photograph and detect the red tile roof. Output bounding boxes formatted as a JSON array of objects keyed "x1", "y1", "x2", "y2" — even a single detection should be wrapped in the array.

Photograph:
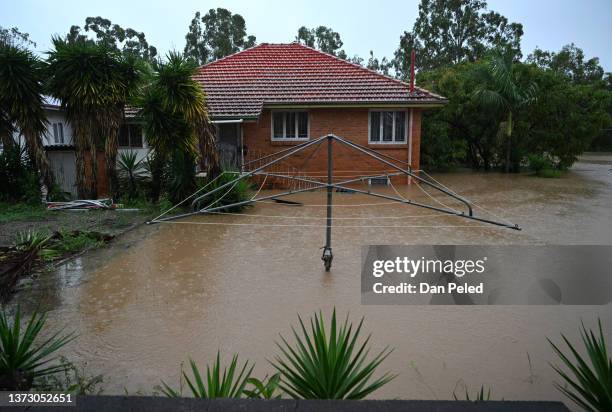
[{"x1": 194, "y1": 43, "x2": 447, "y2": 119}]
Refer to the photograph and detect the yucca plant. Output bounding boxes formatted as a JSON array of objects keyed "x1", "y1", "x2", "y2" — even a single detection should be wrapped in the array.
[
  {"x1": 117, "y1": 151, "x2": 147, "y2": 200},
  {"x1": 0, "y1": 308, "x2": 75, "y2": 390},
  {"x1": 244, "y1": 373, "x2": 282, "y2": 399},
  {"x1": 14, "y1": 229, "x2": 59, "y2": 261},
  {"x1": 271, "y1": 309, "x2": 396, "y2": 399},
  {"x1": 453, "y1": 385, "x2": 492, "y2": 401},
  {"x1": 548, "y1": 319, "x2": 612, "y2": 412},
  {"x1": 160, "y1": 352, "x2": 253, "y2": 398}
]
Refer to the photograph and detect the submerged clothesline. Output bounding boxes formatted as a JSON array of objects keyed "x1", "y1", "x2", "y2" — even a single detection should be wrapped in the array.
[
  {"x1": 207, "y1": 211, "x2": 449, "y2": 220},
  {"x1": 154, "y1": 220, "x2": 502, "y2": 229}
]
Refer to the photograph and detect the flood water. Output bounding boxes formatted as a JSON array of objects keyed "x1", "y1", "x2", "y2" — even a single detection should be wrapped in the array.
[{"x1": 11, "y1": 155, "x2": 612, "y2": 406}]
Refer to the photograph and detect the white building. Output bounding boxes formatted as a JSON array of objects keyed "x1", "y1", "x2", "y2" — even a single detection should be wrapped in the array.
[{"x1": 9, "y1": 97, "x2": 150, "y2": 197}]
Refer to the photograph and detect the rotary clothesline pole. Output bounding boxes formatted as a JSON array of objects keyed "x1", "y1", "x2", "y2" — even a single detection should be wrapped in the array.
[{"x1": 322, "y1": 134, "x2": 334, "y2": 271}]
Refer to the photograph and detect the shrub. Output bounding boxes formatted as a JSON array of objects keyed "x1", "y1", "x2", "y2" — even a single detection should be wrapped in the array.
[
  {"x1": 453, "y1": 385, "x2": 492, "y2": 400},
  {"x1": 0, "y1": 144, "x2": 40, "y2": 204},
  {"x1": 0, "y1": 308, "x2": 75, "y2": 390},
  {"x1": 117, "y1": 151, "x2": 148, "y2": 201},
  {"x1": 548, "y1": 319, "x2": 612, "y2": 412},
  {"x1": 271, "y1": 309, "x2": 396, "y2": 399},
  {"x1": 193, "y1": 171, "x2": 251, "y2": 212}
]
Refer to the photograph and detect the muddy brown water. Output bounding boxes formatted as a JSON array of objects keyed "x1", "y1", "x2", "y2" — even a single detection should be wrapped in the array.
[{"x1": 10, "y1": 156, "x2": 612, "y2": 406}]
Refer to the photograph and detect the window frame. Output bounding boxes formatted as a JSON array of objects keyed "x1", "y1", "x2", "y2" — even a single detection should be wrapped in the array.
[
  {"x1": 270, "y1": 110, "x2": 310, "y2": 141},
  {"x1": 368, "y1": 109, "x2": 410, "y2": 144},
  {"x1": 52, "y1": 122, "x2": 64, "y2": 144},
  {"x1": 119, "y1": 124, "x2": 144, "y2": 148}
]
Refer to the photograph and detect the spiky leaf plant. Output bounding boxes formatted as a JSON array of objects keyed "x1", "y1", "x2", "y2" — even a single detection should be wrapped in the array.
[
  {"x1": 0, "y1": 308, "x2": 75, "y2": 390},
  {"x1": 160, "y1": 352, "x2": 253, "y2": 398},
  {"x1": 244, "y1": 373, "x2": 282, "y2": 399},
  {"x1": 548, "y1": 319, "x2": 612, "y2": 412},
  {"x1": 453, "y1": 385, "x2": 492, "y2": 401},
  {"x1": 15, "y1": 229, "x2": 59, "y2": 261},
  {"x1": 271, "y1": 309, "x2": 396, "y2": 399}
]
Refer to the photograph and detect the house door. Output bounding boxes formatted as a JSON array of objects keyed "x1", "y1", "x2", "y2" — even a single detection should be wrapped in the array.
[{"x1": 217, "y1": 123, "x2": 241, "y2": 169}]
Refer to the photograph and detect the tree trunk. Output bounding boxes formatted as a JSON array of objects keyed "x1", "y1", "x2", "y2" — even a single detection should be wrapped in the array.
[
  {"x1": 88, "y1": 119, "x2": 98, "y2": 199},
  {"x1": 104, "y1": 109, "x2": 121, "y2": 199},
  {"x1": 197, "y1": 117, "x2": 220, "y2": 178},
  {"x1": 22, "y1": 127, "x2": 53, "y2": 194},
  {"x1": 505, "y1": 111, "x2": 513, "y2": 174},
  {"x1": 72, "y1": 119, "x2": 88, "y2": 199}
]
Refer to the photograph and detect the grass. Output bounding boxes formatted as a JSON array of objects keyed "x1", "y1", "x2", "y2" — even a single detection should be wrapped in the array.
[
  {"x1": 55, "y1": 231, "x2": 105, "y2": 255},
  {"x1": 0, "y1": 202, "x2": 47, "y2": 224}
]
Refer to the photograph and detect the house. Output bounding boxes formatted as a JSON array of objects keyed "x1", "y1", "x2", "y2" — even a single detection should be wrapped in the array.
[
  {"x1": 8, "y1": 97, "x2": 149, "y2": 196},
  {"x1": 194, "y1": 42, "x2": 447, "y2": 184}
]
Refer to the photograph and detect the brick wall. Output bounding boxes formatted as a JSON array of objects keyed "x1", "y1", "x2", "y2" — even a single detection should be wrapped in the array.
[{"x1": 242, "y1": 108, "x2": 421, "y2": 187}]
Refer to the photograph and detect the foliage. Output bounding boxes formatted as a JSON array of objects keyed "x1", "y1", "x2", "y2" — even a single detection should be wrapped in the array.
[
  {"x1": 0, "y1": 41, "x2": 53, "y2": 190},
  {"x1": 136, "y1": 52, "x2": 219, "y2": 202},
  {"x1": 271, "y1": 309, "x2": 396, "y2": 399},
  {"x1": 244, "y1": 374, "x2": 282, "y2": 399},
  {"x1": 194, "y1": 171, "x2": 251, "y2": 212},
  {"x1": 296, "y1": 26, "x2": 346, "y2": 58},
  {"x1": 0, "y1": 308, "x2": 75, "y2": 390},
  {"x1": 0, "y1": 202, "x2": 47, "y2": 224},
  {"x1": 0, "y1": 26, "x2": 36, "y2": 48},
  {"x1": 417, "y1": 53, "x2": 611, "y2": 171},
  {"x1": 47, "y1": 38, "x2": 144, "y2": 198},
  {"x1": 453, "y1": 385, "x2": 492, "y2": 400},
  {"x1": 394, "y1": 0, "x2": 523, "y2": 76},
  {"x1": 14, "y1": 229, "x2": 60, "y2": 261},
  {"x1": 184, "y1": 9, "x2": 256, "y2": 65},
  {"x1": 548, "y1": 319, "x2": 612, "y2": 412},
  {"x1": 54, "y1": 231, "x2": 105, "y2": 255},
  {"x1": 160, "y1": 352, "x2": 253, "y2": 398},
  {"x1": 366, "y1": 51, "x2": 392, "y2": 75},
  {"x1": 66, "y1": 16, "x2": 157, "y2": 61},
  {"x1": 117, "y1": 151, "x2": 148, "y2": 200},
  {"x1": 33, "y1": 356, "x2": 104, "y2": 395},
  {"x1": 472, "y1": 53, "x2": 537, "y2": 172},
  {"x1": 0, "y1": 144, "x2": 41, "y2": 204},
  {"x1": 527, "y1": 44, "x2": 605, "y2": 85}
]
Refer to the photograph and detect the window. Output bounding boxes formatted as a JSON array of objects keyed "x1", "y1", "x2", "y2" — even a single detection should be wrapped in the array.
[
  {"x1": 369, "y1": 110, "x2": 408, "y2": 143},
  {"x1": 272, "y1": 111, "x2": 309, "y2": 140},
  {"x1": 119, "y1": 124, "x2": 144, "y2": 148},
  {"x1": 52, "y1": 122, "x2": 64, "y2": 144}
]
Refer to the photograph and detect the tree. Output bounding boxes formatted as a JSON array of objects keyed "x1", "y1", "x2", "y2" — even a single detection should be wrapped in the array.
[
  {"x1": 0, "y1": 26, "x2": 36, "y2": 48},
  {"x1": 47, "y1": 38, "x2": 142, "y2": 198},
  {"x1": 393, "y1": 0, "x2": 523, "y2": 77},
  {"x1": 527, "y1": 44, "x2": 605, "y2": 85},
  {"x1": 366, "y1": 51, "x2": 392, "y2": 75},
  {"x1": 184, "y1": 8, "x2": 256, "y2": 65},
  {"x1": 296, "y1": 26, "x2": 346, "y2": 57},
  {"x1": 0, "y1": 43, "x2": 53, "y2": 191},
  {"x1": 66, "y1": 17, "x2": 157, "y2": 61},
  {"x1": 136, "y1": 53, "x2": 219, "y2": 202},
  {"x1": 473, "y1": 53, "x2": 537, "y2": 172}
]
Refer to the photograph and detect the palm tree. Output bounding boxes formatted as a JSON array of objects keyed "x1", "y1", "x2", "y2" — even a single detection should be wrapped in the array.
[
  {"x1": 0, "y1": 42, "x2": 53, "y2": 192},
  {"x1": 473, "y1": 54, "x2": 537, "y2": 173},
  {"x1": 47, "y1": 38, "x2": 141, "y2": 198},
  {"x1": 136, "y1": 52, "x2": 219, "y2": 202}
]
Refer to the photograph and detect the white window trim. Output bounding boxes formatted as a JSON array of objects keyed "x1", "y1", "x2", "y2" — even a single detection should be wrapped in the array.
[
  {"x1": 368, "y1": 109, "x2": 409, "y2": 144},
  {"x1": 52, "y1": 122, "x2": 64, "y2": 144},
  {"x1": 271, "y1": 110, "x2": 310, "y2": 141}
]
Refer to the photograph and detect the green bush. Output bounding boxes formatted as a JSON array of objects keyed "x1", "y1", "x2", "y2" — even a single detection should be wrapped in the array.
[
  {"x1": 193, "y1": 171, "x2": 251, "y2": 212},
  {"x1": 527, "y1": 154, "x2": 562, "y2": 177},
  {"x1": 0, "y1": 144, "x2": 40, "y2": 204}
]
